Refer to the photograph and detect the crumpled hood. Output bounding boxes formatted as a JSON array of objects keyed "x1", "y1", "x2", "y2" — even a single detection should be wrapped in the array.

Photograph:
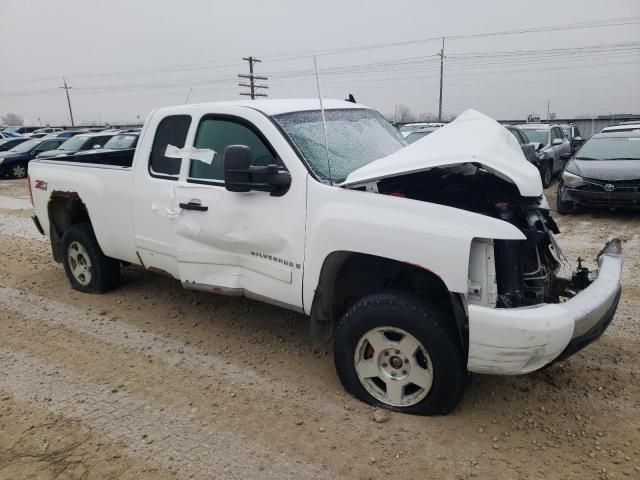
[
  {"x1": 342, "y1": 109, "x2": 543, "y2": 197},
  {"x1": 568, "y1": 158, "x2": 640, "y2": 181}
]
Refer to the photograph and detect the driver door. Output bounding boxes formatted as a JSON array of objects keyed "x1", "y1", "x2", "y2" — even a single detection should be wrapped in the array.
[{"x1": 173, "y1": 113, "x2": 306, "y2": 311}]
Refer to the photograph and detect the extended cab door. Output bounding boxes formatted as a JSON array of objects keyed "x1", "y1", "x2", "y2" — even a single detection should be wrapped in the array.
[
  {"x1": 132, "y1": 113, "x2": 192, "y2": 278},
  {"x1": 172, "y1": 107, "x2": 307, "y2": 311}
]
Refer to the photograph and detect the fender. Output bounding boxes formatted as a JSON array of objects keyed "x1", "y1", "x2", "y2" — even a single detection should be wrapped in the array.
[{"x1": 303, "y1": 177, "x2": 525, "y2": 315}]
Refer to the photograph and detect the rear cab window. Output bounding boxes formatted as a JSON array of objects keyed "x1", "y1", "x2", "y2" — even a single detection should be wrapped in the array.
[{"x1": 149, "y1": 115, "x2": 192, "y2": 180}]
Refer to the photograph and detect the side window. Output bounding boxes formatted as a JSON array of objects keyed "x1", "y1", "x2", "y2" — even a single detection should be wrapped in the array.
[
  {"x1": 38, "y1": 141, "x2": 58, "y2": 151},
  {"x1": 149, "y1": 115, "x2": 191, "y2": 179},
  {"x1": 573, "y1": 126, "x2": 581, "y2": 138},
  {"x1": 189, "y1": 117, "x2": 276, "y2": 182},
  {"x1": 554, "y1": 128, "x2": 563, "y2": 140}
]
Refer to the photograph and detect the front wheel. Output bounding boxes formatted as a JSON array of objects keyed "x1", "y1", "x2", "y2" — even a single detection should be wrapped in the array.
[
  {"x1": 334, "y1": 292, "x2": 468, "y2": 416},
  {"x1": 61, "y1": 223, "x2": 120, "y2": 293},
  {"x1": 10, "y1": 162, "x2": 28, "y2": 179}
]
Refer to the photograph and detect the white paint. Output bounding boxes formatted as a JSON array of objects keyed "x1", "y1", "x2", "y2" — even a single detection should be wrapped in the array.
[
  {"x1": 343, "y1": 109, "x2": 543, "y2": 197},
  {"x1": 27, "y1": 99, "x2": 622, "y2": 383}
]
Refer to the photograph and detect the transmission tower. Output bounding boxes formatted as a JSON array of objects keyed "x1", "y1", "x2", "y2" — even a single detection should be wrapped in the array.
[{"x1": 238, "y1": 56, "x2": 268, "y2": 99}]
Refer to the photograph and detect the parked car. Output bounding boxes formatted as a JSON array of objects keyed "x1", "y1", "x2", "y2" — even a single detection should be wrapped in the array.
[
  {"x1": 28, "y1": 101, "x2": 622, "y2": 416},
  {"x1": 505, "y1": 125, "x2": 540, "y2": 167},
  {"x1": 405, "y1": 127, "x2": 438, "y2": 144},
  {"x1": 49, "y1": 129, "x2": 91, "y2": 139},
  {"x1": 514, "y1": 123, "x2": 571, "y2": 187},
  {"x1": 75, "y1": 132, "x2": 140, "y2": 155},
  {"x1": 558, "y1": 123, "x2": 584, "y2": 154},
  {"x1": 0, "y1": 137, "x2": 66, "y2": 178},
  {"x1": 600, "y1": 123, "x2": 640, "y2": 134},
  {"x1": 398, "y1": 122, "x2": 444, "y2": 138},
  {"x1": 557, "y1": 130, "x2": 640, "y2": 213},
  {"x1": 0, "y1": 137, "x2": 30, "y2": 151},
  {"x1": 36, "y1": 132, "x2": 116, "y2": 159}
]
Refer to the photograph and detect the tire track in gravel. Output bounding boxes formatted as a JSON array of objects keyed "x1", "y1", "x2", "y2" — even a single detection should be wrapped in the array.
[
  {"x1": 0, "y1": 283, "x2": 342, "y2": 415},
  {"x1": 0, "y1": 347, "x2": 337, "y2": 480}
]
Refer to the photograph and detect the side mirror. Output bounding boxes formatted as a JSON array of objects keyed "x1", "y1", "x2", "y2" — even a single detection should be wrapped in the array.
[
  {"x1": 574, "y1": 136, "x2": 583, "y2": 142},
  {"x1": 530, "y1": 142, "x2": 544, "y2": 152},
  {"x1": 223, "y1": 145, "x2": 251, "y2": 192},
  {"x1": 33, "y1": 150, "x2": 43, "y2": 156},
  {"x1": 223, "y1": 145, "x2": 291, "y2": 196},
  {"x1": 92, "y1": 144, "x2": 101, "y2": 149},
  {"x1": 552, "y1": 138, "x2": 564, "y2": 146}
]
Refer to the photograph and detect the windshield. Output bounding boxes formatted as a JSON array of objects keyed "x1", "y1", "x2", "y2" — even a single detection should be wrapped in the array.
[
  {"x1": 576, "y1": 137, "x2": 640, "y2": 160},
  {"x1": 274, "y1": 108, "x2": 406, "y2": 183},
  {"x1": 103, "y1": 134, "x2": 138, "y2": 149},
  {"x1": 59, "y1": 136, "x2": 89, "y2": 151},
  {"x1": 9, "y1": 139, "x2": 40, "y2": 153},
  {"x1": 520, "y1": 128, "x2": 549, "y2": 144}
]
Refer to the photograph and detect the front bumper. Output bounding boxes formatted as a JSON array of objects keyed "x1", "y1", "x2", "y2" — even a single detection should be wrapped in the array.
[
  {"x1": 467, "y1": 239, "x2": 622, "y2": 375},
  {"x1": 561, "y1": 185, "x2": 640, "y2": 209}
]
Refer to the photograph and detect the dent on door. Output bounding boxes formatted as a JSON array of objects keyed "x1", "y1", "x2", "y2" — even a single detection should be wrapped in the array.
[{"x1": 174, "y1": 189, "x2": 296, "y2": 289}]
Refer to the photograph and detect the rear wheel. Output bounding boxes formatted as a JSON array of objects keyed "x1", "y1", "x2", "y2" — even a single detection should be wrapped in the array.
[
  {"x1": 10, "y1": 162, "x2": 27, "y2": 179},
  {"x1": 334, "y1": 292, "x2": 467, "y2": 416},
  {"x1": 61, "y1": 223, "x2": 120, "y2": 293}
]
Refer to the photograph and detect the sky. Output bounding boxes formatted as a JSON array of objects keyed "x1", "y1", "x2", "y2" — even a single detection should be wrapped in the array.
[{"x1": 0, "y1": 0, "x2": 639, "y2": 125}]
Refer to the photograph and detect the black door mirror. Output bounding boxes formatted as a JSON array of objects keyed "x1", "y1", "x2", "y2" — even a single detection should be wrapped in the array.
[
  {"x1": 223, "y1": 145, "x2": 252, "y2": 192},
  {"x1": 223, "y1": 145, "x2": 291, "y2": 196}
]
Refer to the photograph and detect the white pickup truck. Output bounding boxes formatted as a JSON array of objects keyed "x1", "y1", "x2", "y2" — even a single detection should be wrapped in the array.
[{"x1": 28, "y1": 100, "x2": 622, "y2": 415}]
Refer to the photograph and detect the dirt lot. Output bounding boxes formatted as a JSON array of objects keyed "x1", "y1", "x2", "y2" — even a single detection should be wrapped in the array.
[{"x1": 0, "y1": 178, "x2": 638, "y2": 480}]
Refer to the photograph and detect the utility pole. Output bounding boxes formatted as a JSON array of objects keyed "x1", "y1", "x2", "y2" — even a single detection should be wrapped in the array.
[
  {"x1": 438, "y1": 37, "x2": 445, "y2": 123},
  {"x1": 59, "y1": 76, "x2": 75, "y2": 127},
  {"x1": 547, "y1": 100, "x2": 550, "y2": 122},
  {"x1": 238, "y1": 56, "x2": 268, "y2": 99}
]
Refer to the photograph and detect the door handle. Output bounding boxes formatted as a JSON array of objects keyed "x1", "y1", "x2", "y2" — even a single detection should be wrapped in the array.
[{"x1": 179, "y1": 201, "x2": 208, "y2": 212}]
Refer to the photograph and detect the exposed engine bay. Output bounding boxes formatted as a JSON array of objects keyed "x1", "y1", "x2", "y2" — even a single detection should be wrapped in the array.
[{"x1": 377, "y1": 163, "x2": 592, "y2": 307}]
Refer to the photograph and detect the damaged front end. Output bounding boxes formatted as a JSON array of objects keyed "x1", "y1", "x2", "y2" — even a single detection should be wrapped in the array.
[
  {"x1": 341, "y1": 109, "x2": 623, "y2": 374},
  {"x1": 372, "y1": 163, "x2": 622, "y2": 373}
]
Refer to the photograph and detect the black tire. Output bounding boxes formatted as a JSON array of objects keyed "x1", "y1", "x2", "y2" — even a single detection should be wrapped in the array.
[
  {"x1": 540, "y1": 161, "x2": 553, "y2": 188},
  {"x1": 556, "y1": 182, "x2": 574, "y2": 215},
  {"x1": 334, "y1": 292, "x2": 468, "y2": 416},
  {"x1": 10, "y1": 162, "x2": 28, "y2": 179},
  {"x1": 61, "y1": 223, "x2": 120, "y2": 293}
]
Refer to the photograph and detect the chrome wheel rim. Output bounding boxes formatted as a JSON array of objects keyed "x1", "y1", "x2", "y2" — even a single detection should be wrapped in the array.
[
  {"x1": 12, "y1": 164, "x2": 26, "y2": 178},
  {"x1": 68, "y1": 241, "x2": 92, "y2": 286},
  {"x1": 354, "y1": 326, "x2": 433, "y2": 407}
]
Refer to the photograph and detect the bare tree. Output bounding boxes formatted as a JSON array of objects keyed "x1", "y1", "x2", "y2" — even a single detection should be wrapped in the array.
[
  {"x1": 2, "y1": 113, "x2": 24, "y2": 126},
  {"x1": 396, "y1": 104, "x2": 416, "y2": 123}
]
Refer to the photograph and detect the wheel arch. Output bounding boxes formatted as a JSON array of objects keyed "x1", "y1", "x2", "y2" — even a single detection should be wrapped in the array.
[
  {"x1": 48, "y1": 191, "x2": 92, "y2": 263},
  {"x1": 309, "y1": 251, "x2": 468, "y2": 354}
]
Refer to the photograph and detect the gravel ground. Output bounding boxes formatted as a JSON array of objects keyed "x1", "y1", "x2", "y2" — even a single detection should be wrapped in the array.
[{"x1": 0, "y1": 178, "x2": 639, "y2": 480}]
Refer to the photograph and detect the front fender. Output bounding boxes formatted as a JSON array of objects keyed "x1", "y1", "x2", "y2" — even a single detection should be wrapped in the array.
[{"x1": 303, "y1": 179, "x2": 525, "y2": 314}]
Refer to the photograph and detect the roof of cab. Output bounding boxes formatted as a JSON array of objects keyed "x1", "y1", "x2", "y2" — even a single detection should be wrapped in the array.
[{"x1": 156, "y1": 98, "x2": 369, "y2": 117}]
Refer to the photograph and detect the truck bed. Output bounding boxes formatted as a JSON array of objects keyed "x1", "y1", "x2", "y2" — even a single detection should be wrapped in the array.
[{"x1": 45, "y1": 148, "x2": 135, "y2": 168}]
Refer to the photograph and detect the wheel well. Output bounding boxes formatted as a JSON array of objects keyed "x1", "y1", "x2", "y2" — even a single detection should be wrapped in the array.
[
  {"x1": 310, "y1": 251, "x2": 468, "y2": 352},
  {"x1": 48, "y1": 192, "x2": 91, "y2": 263}
]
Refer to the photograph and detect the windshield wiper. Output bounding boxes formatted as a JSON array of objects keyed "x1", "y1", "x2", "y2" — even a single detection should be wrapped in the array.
[
  {"x1": 575, "y1": 157, "x2": 599, "y2": 160},
  {"x1": 605, "y1": 157, "x2": 640, "y2": 160}
]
